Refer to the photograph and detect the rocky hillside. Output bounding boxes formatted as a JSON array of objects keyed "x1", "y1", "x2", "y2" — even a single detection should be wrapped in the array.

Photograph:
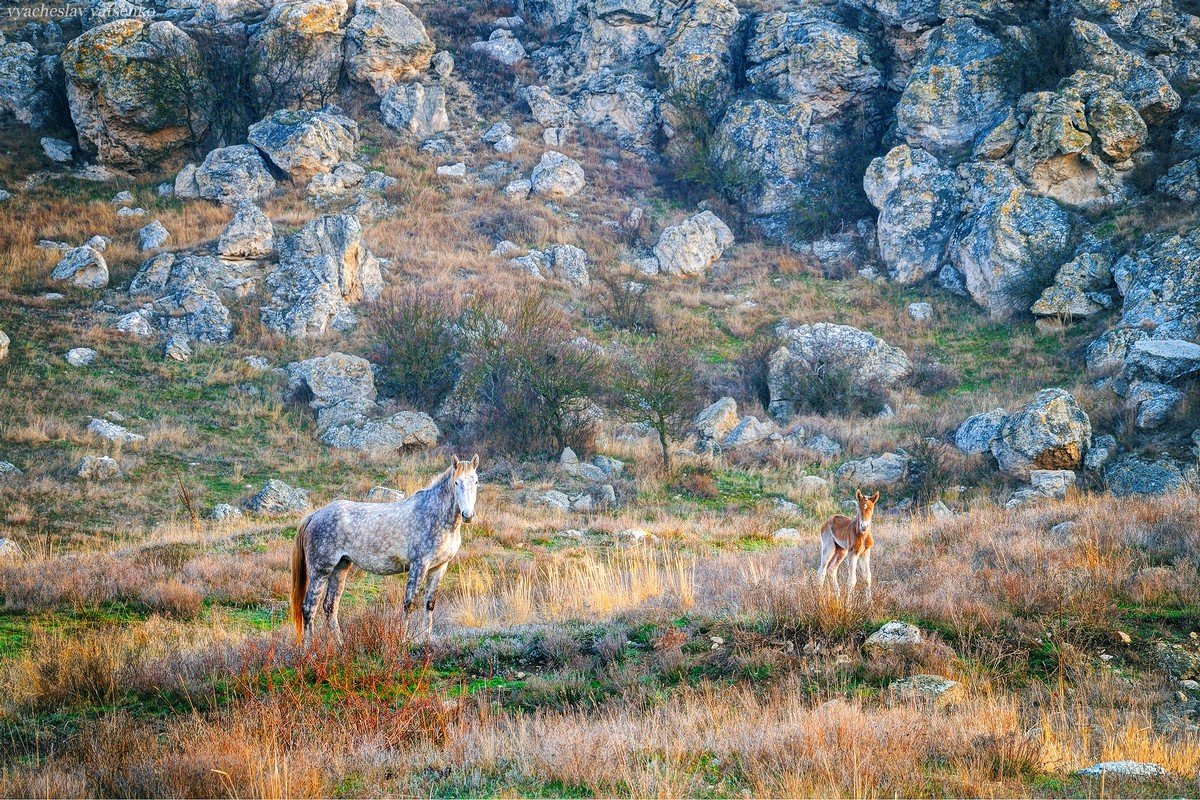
[{"x1": 0, "y1": 0, "x2": 1199, "y2": 796}]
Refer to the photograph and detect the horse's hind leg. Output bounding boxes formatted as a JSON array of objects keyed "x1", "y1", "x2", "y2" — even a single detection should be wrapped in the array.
[
  {"x1": 422, "y1": 563, "x2": 449, "y2": 641},
  {"x1": 816, "y1": 532, "x2": 834, "y2": 590},
  {"x1": 401, "y1": 559, "x2": 428, "y2": 640},
  {"x1": 302, "y1": 568, "x2": 331, "y2": 650},
  {"x1": 323, "y1": 557, "x2": 352, "y2": 646}
]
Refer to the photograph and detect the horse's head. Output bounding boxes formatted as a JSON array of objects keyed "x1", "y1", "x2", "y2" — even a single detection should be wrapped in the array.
[
  {"x1": 452, "y1": 454, "x2": 480, "y2": 521},
  {"x1": 855, "y1": 489, "x2": 879, "y2": 524}
]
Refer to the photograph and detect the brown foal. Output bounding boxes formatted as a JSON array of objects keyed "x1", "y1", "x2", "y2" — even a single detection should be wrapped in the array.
[{"x1": 816, "y1": 489, "x2": 878, "y2": 600}]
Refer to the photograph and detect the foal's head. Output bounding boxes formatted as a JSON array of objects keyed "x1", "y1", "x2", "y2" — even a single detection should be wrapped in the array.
[
  {"x1": 452, "y1": 454, "x2": 480, "y2": 521},
  {"x1": 855, "y1": 489, "x2": 879, "y2": 524}
]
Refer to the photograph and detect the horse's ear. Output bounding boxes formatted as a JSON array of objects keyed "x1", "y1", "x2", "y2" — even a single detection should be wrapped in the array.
[
  {"x1": 471, "y1": 453, "x2": 480, "y2": 469},
  {"x1": 856, "y1": 489, "x2": 864, "y2": 501},
  {"x1": 871, "y1": 491, "x2": 880, "y2": 502}
]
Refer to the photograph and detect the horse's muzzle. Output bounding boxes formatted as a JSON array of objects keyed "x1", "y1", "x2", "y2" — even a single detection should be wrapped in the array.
[{"x1": 461, "y1": 511, "x2": 474, "y2": 522}]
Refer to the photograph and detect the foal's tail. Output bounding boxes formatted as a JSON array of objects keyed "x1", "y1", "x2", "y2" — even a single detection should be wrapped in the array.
[{"x1": 290, "y1": 515, "x2": 310, "y2": 645}]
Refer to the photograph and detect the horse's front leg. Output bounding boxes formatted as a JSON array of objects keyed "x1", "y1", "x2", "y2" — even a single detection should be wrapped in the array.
[
  {"x1": 422, "y1": 563, "x2": 449, "y2": 641},
  {"x1": 402, "y1": 559, "x2": 429, "y2": 640}
]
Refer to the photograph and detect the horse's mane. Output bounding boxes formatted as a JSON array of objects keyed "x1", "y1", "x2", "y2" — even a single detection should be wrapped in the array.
[{"x1": 416, "y1": 467, "x2": 455, "y2": 498}]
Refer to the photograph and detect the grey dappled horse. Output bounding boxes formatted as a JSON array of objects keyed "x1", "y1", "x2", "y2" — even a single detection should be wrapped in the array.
[{"x1": 290, "y1": 455, "x2": 479, "y2": 648}]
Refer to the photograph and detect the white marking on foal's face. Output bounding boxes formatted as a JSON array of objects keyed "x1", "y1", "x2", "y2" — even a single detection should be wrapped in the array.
[{"x1": 455, "y1": 469, "x2": 478, "y2": 521}]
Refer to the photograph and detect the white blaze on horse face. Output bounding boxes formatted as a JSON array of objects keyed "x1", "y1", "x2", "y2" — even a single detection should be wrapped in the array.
[{"x1": 455, "y1": 469, "x2": 478, "y2": 521}]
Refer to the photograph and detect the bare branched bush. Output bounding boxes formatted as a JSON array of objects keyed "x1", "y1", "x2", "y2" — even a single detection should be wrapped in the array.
[{"x1": 369, "y1": 288, "x2": 463, "y2": 411}]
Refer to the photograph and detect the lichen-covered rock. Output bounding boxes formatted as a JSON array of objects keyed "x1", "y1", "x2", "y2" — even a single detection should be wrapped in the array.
[
  {"x1": 693, "y1": 397, "x2": 739, "y2": 443},
  {"x1": 0, "y1": 330, "x2": 8, "y2": 362},
  {"x1": 115, "y1": 310, "x2": 155, "y2": 337},
  {"x1": 1031, "y1": 252, "x2": 1114, "y2": 319},
  {"x1": 287, "y1": 351, "x2": 379, "y2": 430},
  {"x1": 62, "y1": 20, "x2": 205, "y2": 166},
  {"x1": 77, "y1": 455, "x2": 120, "y2": 480},
  {"x1": 1122, "y1": 339, "x2": 1200, "y2": 384},
  {"x1": 521, "y1": 85, "x2": 577, "y2": 128},
  {"x1": 653, "y1": 210, "x2": 733, "y2": 277},
  {"x1": 137, "y1": 220, "x2": 169, "y2": 251},
  {"x1": 163, "y1": 331, "x2": 192, "y2": 362},
  {"x1": 210, "y1": 503, "x2": 243, "y2": 522},
  {"x1": 575, "y1": 73, "x2": 661, "y2": 152},
  {"x1": 894, "y1": 17, "x2": 1015, "y2": 159},
  {"x1": 530, "y1": 150, "x2": 585, "y2": 198},
  {"x1": 864, "y1": 144, "x2": 962, "y2": 283},
  {"x1": 0, "y1": 40, "x2": 57, "y2": 128},
  {"x1": 244, "y1": 479, "x2": 311, "y2": 515},
  {"x1": 251, "y1": 0, "x2": 347, "y2": 110},
  {"x1": 864, "y1": 620, "x2": 922, "y2": 651},
  {"x1": 888, "y1": 675, "x2": 963, "y2": 706},
  {"x1": 192, "y1": 145, "x2": 277, "y2": 206},
  {"x1": 247, "y1": 107, "x2": 359, "y2": 180},
  {"x1": 51, "y1": 244, "x2": 108, "y2": 289},
  {"x1": 1082, "y1": 84, "x2": 1147, "y2": 162},
  {"x1": 1105, "y1": 455, "x2": 1186, "y2": 497},
  {"x1": 366, "y1": 486, "x2": 406, "y2": 502},
  {"x1": 743, "y1": 9, "x2": 882, "y2": 118},
  {"x1": 470, "y1": 28, "x2": 527, "y2": 65},
  {"x1": 66, "y1": 347, "x2": 97, "y2": 367},
  {"x1": 1112, "y1": 229, "x2": 1200, "y2": 341},
  {"x1": 1125, "y1": 381, "x2": 1182, "y2": 429},
  {"x1": 990, "y1": 388, "x2": 1091, "y2": 478},
  {"x1": 1078, "y1": 761, "x2": 1167, "y2": 779},
  {"x1": 1156, "y1": 157, "x2": 1200, "y2": 205},
  {"x1": 218, "y1": 202, "x2": 275, "y2": 260},
  {"x1": 380, "y1": 81, "x2": 448, "y2": 139},
  {"x1": 950, "y1": 163, "x2": 1076, "y2": 318},
  {"x1": 1013, "y1": 89, "x2": 1123, "y2": 211},
  {"x1": 1069, "y1": 19, "x2": 1180, "y2": 123},
  {"x1": 836, "y1": 452, "x2": 911, "y2": 485},
  {"x1": 88, "y1": 417, "x2": 144, "y2": 444},
  {"x1": 153, "y1": 285, "x2": 233, "y2": 344},
  {"x1": 344, "y1": 0, "x2": 434, "y2": 95},
  {"x1": 262, "y1": 213, "x2": 382, "y2": 338},
  {"x1": 722, "y1": 416, "x2": 778, "y2": 449},
  {"x1": 767, "y1": 323, "x2": 911, "y2": 418},
  {"x1": 656, "y1": 0, "x2": 740, "y2": 113},
  {"x1": 320, "y1": 412, "x2": 440, "y2": 453},
  {"x1": 954, "y1": 407, "x2": 1008, "y2": 454}
]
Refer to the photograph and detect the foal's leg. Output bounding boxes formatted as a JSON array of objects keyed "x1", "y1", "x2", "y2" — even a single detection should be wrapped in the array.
[
  {"x1": 422, "y1": 563, "x2": 449, "y2": 641},
  {"x1": 816, "y1": 532, "x2": 834, "y2": 590},
  {"x1": 301, "y1": 568, "x2": 331, "y2": 650},
  {"x1": 861, "y1": 549, "x2": 873, "y2": 603},
  {"x1": 845, "y1": 554, "x2": 860, "y2": 602},
  {"x1": 827, "y1": 550, "x2": 846, "y2": 599},
  {"x1": 322, "y1": 558, "x2": 352, "y2": 646}
]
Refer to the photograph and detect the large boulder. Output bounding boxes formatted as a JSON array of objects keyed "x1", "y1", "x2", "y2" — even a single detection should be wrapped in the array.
[
  {"x1": 153, "y1": 285, "x2": 233, "y2": 344},
  {"x1": 530, "y1": 151, "x2": 586, "y2": 198},
  {"x1": 185, "y1": 145, "x2": 277, "y2": 206},
  {"x1": 864, "y1": 145, "x2": 962, "y2": 283},
  {"x1": 990, "y1": 389, "x2": 1091, "y2": 478},
  {"x1": 380, "y1": 81, "x2": 448, "y2": 139},
  {"x1": 247, "y1": 107, "x2": 359, "y2": 180},
  {"x1": 652, "y1": 210, "x2": 734, "y2": 277},
  {"x1": 836, "y1": 452, "x2": 911, "y2": 486},
  {"x1": 1068, "y1": 19, "x2": 1179, "y2": 123},
  {"x1": 218, "y1": 202, "x2": 275, "y2": 260},
  {"x1": 1122, "y1": 339, "x2": 1200, "y2": 384},
  {"x1": 244, "y1": 479, "x2": 311, "y2": 515},
  {"x1": 767, "y1": 323, "x2": 911, "y2": 418},
  {"x1": 693, "y1": 397, "x2": 740, "y2": 443},
  {"x1": 343, "y1": 0, "x2": 434, "y2": 96},
  {"x1": 1111, "y1": 229, "x2": 1200, "y2": 341},
  {"x1": 743, "y1": 9, "x2": 882, "y2": 118},
  {"x1": 1031, "y1": 251, "x2": 1114, "y2": 319},
  {"x1": 250, "y1": 0, "x2": 348, "y2": 111},
  {"x1": 1104, "y1": 455, "x2": 1186, "y2": 497},
  {"x1": 894, "y1": 17, "x2": 1016, "y2": 160},
  {"x1": 51, "y1": 244, "x2": 108, "y2": 289},
  {"x1": 954, "y1": 407, "x2": 1007, "y2": 455},
  {"x1": 261, "y1": 214, "x2": 382, "y2": 338},
  {"x1": 0, "y1": 40, "x2": 58, "y2": 128},
  {"x1": 320, "y1": 412, "x2": 440, "y2": 453},
  {"x1": 287, "y1": 351, "x2": 378, "y2": 430},
  {"x1": 574, "y1": 73, "x2": 661, "y2": 153},
  {"x1": 949, "y1": 163, "x2": 1076, "y2": 318},
  {"x1": 656, "y1": 0, "x2": 741, "y2": 113},
  {"x1": 62, "y1": 19, "x2": 206, "y2": 166}
]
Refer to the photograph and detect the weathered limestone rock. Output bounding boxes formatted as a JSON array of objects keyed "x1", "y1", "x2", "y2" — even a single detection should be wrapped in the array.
[
  {"x1": 66, "y1": 347, "x2": 97, "y2": 367},
  {"x1": 163, "y1": 332, "x2": 192, "y2": 362},
  {"x1": 87, "y1": 417, "x2": 144, "y2": 444},
  {"x1": 1112, "y1": 229, "x2": 1200, "y2": 341},
  {"x1": 768, "y1": 323, "x2": 911, "y2": 418},
  {"x1": 693, "y1": 397, "x2": 739, "y2": 443},
  {"x1": 366, "y1": 486, "x2": 406, "y2": 502},
  {"x1": 41, "y1": 137, "x2": 74, "y2": 163},
  {"x1": 380, "y1": 81, "x2": 449, "y2": 139},
  {"x1": 653, "y1": 211, "x2": 733, "y2": 277},
  {"x1": 530, "y1": 151, "x2": 585, "y2": 198},
  {"x1": 0, "y1": 40, "x2": 57, "y2": 128},
  {"x1": 1069, "y1": 19, "x2": 1179, "y2": 123},
  {"x1": 521, "y1": 85, "x2": 576, "y2": 128},
  {"x1": 895, "y1": 17, "x2": 1015, "y2": 159},
  {"x1": 1078, "y1": 762, "x2": 1167, "y2": 779},
  {"x1": 191, "y1": 145, "x2": 277, "y2": 206},
  {"x1": 888, "y1": 675, "x2": 963, "y2": 706},
  {"x1": 210, "y1": 503, "x2": 243, "y2": 522},
  {"x1": 51, "y1": 244, "x2": 109, "y2": 289},
  {"x1": 1125, "y1": 381, "x2": 1182, "y2": 429},
  {"x1": 864, "y1": 145, "x2": 962, "y2": 283},
  {"x1": 950, "y1": 163, "x2": 1076, "y2": 318},
  {"x1": 218, "y1": 202, "x2": 275, "y2": 260},
  {"x1": 864, "y1": 621, "x2": 922, "y2": 651},
  {"x1": 153, "y1": 285, "x2": 233, "y2": 344},
  {"x1": 836, "y1": 452, "x2": 911, "y2": 486},
  {"x1": 0, "y1": 330, "x2": 8, "y2": 362},
  {"x1": 247, "y1": 107, "x2": 359, "y2": 180},
  {"x1": 320, "y1": 412, "x2": 440, "y2": 453},
  {"x1": 62, "y1": 19, "x2": 206, "y2": 166},
  {"x1": 244, "y1": 479, "x2": 311, "y2": 515},
  {"x1": 287, "y1": 352, "x2": 378, "y2": 430},
  {"x1": 137, "y1": 220, "x2": 169, "y2": 251},
  {"x1": 656, "y1": 0, "x2": 740, "y2": 113},
  {"x1": 251, "y1": 0, "x2": 347, "y2": 110},
  {"x1": 575, "y1": 73, "x2": 661, "y2": 152},
  {"x1": 1157, "y1": 157, "x2": 1200, "y2": 205},
  {"x1": 77, "y1": 455, "x2": 120, "y2": 480},
  {"x1": 1031, "y1": 252, "x2": 1114, "y2": 319},
  {"x1": 1122, "y1": 339, "x2": 1200, "y2": 384},
  {"x1": 1105, "y1": 456, "x2": 1185, "y2": 497},
  {"x1": 722, "y1": 416, "x2": 778, "y2": 449},
  {"x1": 470, "y1": 29, "x2": 526, "y2": 65},
  {"x1": 954, "y1": 407, "x2": 1007, "y2": 454},
  {"x1": 990, "y1": 389, "x2": 1091, "y2": 478},
  {"x1": 344, "y1": 0, "x2": 434, "y2": 95}
]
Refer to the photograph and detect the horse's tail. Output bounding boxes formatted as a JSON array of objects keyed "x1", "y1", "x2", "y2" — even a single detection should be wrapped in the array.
[{"x1": 291, "y1": 515, "x2": 310, "y2": 646}]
